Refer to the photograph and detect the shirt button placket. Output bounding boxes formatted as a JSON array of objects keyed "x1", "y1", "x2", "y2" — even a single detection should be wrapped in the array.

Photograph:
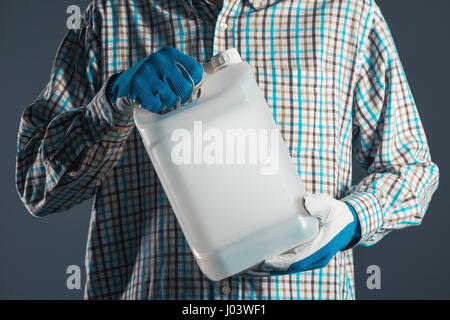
[{"x1": 213, "y1": 1, "x2": 234, "y2": 54}]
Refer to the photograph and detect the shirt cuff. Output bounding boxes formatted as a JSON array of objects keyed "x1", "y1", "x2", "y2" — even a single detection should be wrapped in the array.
[
  {"x1": 85, "y1": 78, "x2": 135, "y2": 145},
  {"x1": 341, "y1": 191, "x2": 384, "y2": 246},
  {"x1": 342, "y1": 202, "x2": 361, "y2": 250}
]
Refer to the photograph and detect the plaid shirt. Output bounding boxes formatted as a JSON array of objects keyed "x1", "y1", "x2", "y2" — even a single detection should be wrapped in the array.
[{"x1": 16, "y1": 0, "x2": 439, "y2": 299}]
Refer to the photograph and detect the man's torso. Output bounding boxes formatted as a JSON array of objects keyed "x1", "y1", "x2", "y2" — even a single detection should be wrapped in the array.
[{"x1": 85, "y1": 0, "x2": 371, "y2": 300}]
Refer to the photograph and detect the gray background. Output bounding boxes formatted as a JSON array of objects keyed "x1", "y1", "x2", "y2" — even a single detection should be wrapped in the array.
[{"x1": 0, "y1": 0, "x2": 448, "y2": 299}]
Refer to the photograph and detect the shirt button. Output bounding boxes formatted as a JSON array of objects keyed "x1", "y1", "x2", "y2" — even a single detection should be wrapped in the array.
[
  {"x1": 68, "y1": 171, "x2": 78, "y2": 178},
  {"x1": 221, "y1": 285, "x2": 231, "y2": 295},
  {"x1": 99, "y1": 120, "x2": 108, "y2": 129},
  {"x1": 219, "y1": 22, "x2": 228, "y2": 30}
]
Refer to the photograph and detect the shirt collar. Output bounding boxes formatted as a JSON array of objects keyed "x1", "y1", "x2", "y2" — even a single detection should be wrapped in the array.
[
  {"x1": 247, "y1": 0, "x2": 282, "y2": 11},
  {"x1": 181, "y1": 0, "x2": 283, "y2": 20},
  {"x1": 200, "y1": 0, "x2": 283, "y2": 11}
]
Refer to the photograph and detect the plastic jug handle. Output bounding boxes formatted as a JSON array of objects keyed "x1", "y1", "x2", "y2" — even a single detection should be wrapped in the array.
[{"x1": 176, "y1": 61, "x2": 205, "y2": 102}]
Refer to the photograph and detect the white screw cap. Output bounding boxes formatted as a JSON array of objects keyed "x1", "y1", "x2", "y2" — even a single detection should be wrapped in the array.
[{"x1": 210, "y1": 48, "x2": 242, "y2": 71}]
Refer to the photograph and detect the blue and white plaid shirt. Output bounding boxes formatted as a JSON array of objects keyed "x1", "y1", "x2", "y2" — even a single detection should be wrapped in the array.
[{"x1": 16, "y1": 0, "x2": 439, "y2": 299}]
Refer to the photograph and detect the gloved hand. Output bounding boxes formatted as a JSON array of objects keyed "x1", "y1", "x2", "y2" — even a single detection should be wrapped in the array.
[
  {"x1": 107, "y1": 46, "x2": 203, "y2": 115},
  {"x1": 241, "y1": 194, "x2": 361, "y2": 276}
]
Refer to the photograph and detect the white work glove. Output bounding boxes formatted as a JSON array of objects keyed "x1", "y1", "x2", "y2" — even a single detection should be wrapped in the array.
[{"x1": 240, "y1": 194, "x2": 361, "y2": 276}]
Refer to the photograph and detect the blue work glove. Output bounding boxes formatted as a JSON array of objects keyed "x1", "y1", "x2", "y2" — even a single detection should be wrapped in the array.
[
  {"x1": 107, "y1": 46, "x2": 203, "y2": 115},
  {"x1": 241, "y1": 194, "x2": 361, "y2": 276}
]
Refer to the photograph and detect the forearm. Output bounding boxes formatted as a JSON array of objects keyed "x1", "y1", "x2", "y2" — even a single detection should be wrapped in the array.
[
  {"x1": 16, "y1": 84, "x2": 134, "y2": 216},
  {"x1": 342, "y1": 160, "x2": 439, "y2": 246},
  {"x1": 341, "y1": 2, "x2": 441, "y2": 245}
]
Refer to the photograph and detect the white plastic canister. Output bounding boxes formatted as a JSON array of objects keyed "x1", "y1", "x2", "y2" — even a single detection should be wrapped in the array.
[{"x1": 134, "y1": 48, "x2": 319, "y2": 281}]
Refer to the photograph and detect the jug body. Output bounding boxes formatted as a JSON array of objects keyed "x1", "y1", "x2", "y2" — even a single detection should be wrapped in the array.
[{"x1": 134, "y1": 49, "x2": 319, "y2": 280}]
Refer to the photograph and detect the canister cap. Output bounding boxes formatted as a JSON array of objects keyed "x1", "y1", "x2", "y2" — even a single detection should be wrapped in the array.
[{"x1": 210, "y1": 48, "x2": 242, "y2": 71}]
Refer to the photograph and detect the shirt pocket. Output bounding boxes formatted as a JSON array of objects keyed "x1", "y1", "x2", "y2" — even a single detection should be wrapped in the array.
[
  {"x1": 252, "y1": 64, "x2": 337, "y2": 152},
  {"x1": 297, "y1": 68, "x2": 337, "y2": 152},
  {"x1": 252, "y1": 63, "x2": 338, "y2": 193}
]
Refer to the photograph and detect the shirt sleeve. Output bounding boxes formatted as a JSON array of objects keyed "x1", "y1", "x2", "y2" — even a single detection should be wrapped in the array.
[
  {"x1": 341, "y1": 3, "x2": 439, "y2": 246},
  {"x1": 15, "y1": 4, "x2": 134, "y2": 217}
]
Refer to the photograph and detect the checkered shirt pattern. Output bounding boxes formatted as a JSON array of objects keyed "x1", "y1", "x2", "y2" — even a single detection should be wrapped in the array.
[{"x1": 16, "y1": 0, "x2": 439, "y2": 299}]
